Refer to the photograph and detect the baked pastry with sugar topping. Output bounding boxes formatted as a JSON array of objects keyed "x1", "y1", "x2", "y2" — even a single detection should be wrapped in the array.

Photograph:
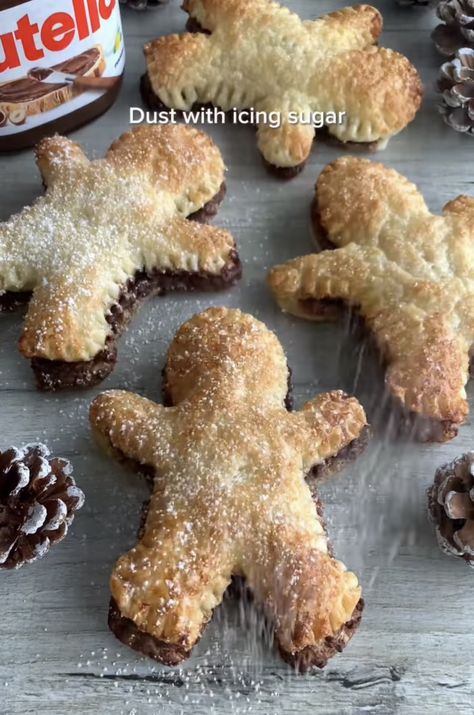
[
  {"x1": 268, "y1": 157, "x2": 474, "y2": 442},
  {"x1": 90, "y1": 307, "x2": 367, "y2": 670},
  {"x1": 142, "y1": 0, "x2": 423, "y2": 177},
  {"x1": 0, "y1": 125, "x2": 240, "y2": 390}
]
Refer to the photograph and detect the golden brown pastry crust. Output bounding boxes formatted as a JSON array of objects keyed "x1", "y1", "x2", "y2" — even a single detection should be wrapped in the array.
[
  {"x1": 90, "y1": 307, "x2": 367, "y2": 668},
  {"x1": 0, "y1": 125, "x2": 237, "y2": 362},
  {"x1": 268, "y1": 157, "x2": 474, "y2": 441},
  {"x1": 144, "y1": 0, "x2": 422, "y2": 169}
]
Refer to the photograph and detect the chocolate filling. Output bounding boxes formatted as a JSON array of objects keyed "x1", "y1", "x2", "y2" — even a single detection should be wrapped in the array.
[
  {"x1": 0, "y1": 291, "x2": 30, "y2": 312},
  {"x1": 0, "y1": 188, "x2": 236, "y2": 391},
  {"x1": 306, "y1": 201, "x2": 463, "y2": 442},
  {"x1": 105, "y1": 370, "x2": 365, "y2": 669},
  {"x1": 188, "y1": 182, "x2": 226, "y2": 223},
  {"x1": 308, "y1": 425, "x2": 370, "y2": 485},
  {"x1": 186, "y1": 17, "x2": 211, "y2": 35},
  {"x1": 32, "y1": 252, "x2": 240, "y2": 391},
  {"x1": 262, "y1": 157, "x2": 307, "y2": 180},
  {"x1": 108, "y1": 597, "x2": 197, "y2": 667},
  {"x1": 319, "y1": 127, "x2": 382, "y2": 154}
]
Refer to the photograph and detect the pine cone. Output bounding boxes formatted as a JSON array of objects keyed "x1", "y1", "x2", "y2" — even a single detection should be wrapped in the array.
[
  {"x1": 119, "y1": 0, "x2": 167, "y2": 8},
  {"x1": 428, "y1": 452, "x2": 474, "y2": 566},
  {"x1": 437, "y1": 48, "x2": 474, "y2": 134},
  {"x1": 432, "y1": 0, "x2": 474, "y2": 56},
  {"x1": 0, "y1": 444, "x2": 84, "y2": 569}
]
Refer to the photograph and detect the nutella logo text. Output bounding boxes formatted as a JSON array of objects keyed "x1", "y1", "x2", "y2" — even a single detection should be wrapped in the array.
[{"x1": 0, "y1": 0, "x2": 116, "y2": 74}]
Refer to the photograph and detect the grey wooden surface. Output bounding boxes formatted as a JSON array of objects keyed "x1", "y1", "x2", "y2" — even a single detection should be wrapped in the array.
[{"x1": 1, "y1": 2, "x2": 473, "y2": 713}]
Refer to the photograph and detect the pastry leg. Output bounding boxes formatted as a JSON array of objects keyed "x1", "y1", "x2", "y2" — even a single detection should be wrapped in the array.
[
  {"x1": 256, "y1": 95, "x2": 315, "y2": 170},
  {"x1": 18, "y1": 217, "x2": 238, "y2": 362},
  {"x1": 19, "y1": 272, "x2": 127, "y2": 362},
  {"x1": 110, "y1": 508, "x2": 233, "y2": 665},
  {"x1": 243, "y1": 518, "x2": 361, "y2": 669},
  {"x1": 313, "y1": 48, "x2": 422, "y2": 145}
]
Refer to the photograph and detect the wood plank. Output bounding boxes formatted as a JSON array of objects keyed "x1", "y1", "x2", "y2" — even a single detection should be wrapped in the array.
[{"x1": 0, "y1": 1, "x2": 471, "y2": 713}]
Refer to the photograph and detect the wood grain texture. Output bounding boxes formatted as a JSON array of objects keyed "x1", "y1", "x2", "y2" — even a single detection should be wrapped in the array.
[{"x1": 0, "y1": 2, "x2": 472, "y2": 713}]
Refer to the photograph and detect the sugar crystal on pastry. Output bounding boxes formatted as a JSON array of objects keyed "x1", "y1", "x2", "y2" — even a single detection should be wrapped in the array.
[{"x1": 90, "y1": 307, "x2": 368, "y2": 670}]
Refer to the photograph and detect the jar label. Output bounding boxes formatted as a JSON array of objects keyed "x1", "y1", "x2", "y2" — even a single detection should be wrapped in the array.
[{"x1": 0, "y1": 0, "x2": 125, "y2": 137}]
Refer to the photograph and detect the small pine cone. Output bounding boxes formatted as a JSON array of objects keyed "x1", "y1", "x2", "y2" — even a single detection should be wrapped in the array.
[
  {"x1": 428, "y1": 452, "x2": 474, "y2": 566},
  {"x1": 432, "y1": 0, "x2": 474, "y2": 56},
  {"x1": 0, "y1": 444, "x2": 84, "y2": 570},
  {"x1": 437, "y1": 48, "x2": 474, "y2": 135}
]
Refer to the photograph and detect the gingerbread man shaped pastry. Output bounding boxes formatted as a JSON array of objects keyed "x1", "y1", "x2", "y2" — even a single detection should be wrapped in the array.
[
  {"x1": 143, "y1": 0, "x2": 422, "y2": 176},
  {"x1": 90, "y1": 307, "x2": 367, "y2": 670},
  {"x1": 0, "y1": 125, "x2": 240, "y2": 391},
  {"x1": 269, "y1": 157, "x2": 474, "y2": 442}
]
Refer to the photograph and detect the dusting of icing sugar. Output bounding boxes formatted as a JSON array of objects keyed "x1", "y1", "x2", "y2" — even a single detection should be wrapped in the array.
[{"x1": 0, "y1": 129, "x2": 231, "y2": 362}]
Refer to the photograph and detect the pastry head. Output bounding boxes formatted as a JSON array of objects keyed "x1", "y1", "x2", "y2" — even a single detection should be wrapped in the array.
[{"x1": 164, "y1": 307, "x2": 288, "y2": 406}]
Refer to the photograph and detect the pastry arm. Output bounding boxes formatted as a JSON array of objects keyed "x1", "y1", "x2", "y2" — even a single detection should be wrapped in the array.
[
  {"x1": 296, "y1": 391, "x2": 367, "y2": 471},
  {"x1": 315, "y1": 157, "x2": 430, "y2": 247},
  {"x1": 255, "y1": 95, "x2": 315, "y2": 169},
  {"x1": 267, "y1": 248, "x2": 375, "y2": 318},
  {"x1": 90, "y1": 390, "x2": 175, "y2": 471},
  {"x1": 106, "y1": 125, "x2": 225, "y2": 213},
  {"x1": 35, "y1": 135, "x2": 89, "y2": 187},
  {"x1": 443, "y1": 195, "x2": 474, "y2": 221},
  {"x1": 309, "y1": 5, "x2": 382, "y2": 50},
  {"x1": 138, "y1": 216, "x2": 238, "y2": 276},
  {"x1": 144, "y1": 33, "x2": 214, "y2": 111},
  {"x1": 0, "y1": 213, "x2": 40, "y2": 293}
]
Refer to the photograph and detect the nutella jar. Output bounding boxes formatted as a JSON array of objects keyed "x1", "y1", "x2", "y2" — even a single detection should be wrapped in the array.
[{"x1": 0, "y1": 0, "x2": 125, "y2": 151}]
